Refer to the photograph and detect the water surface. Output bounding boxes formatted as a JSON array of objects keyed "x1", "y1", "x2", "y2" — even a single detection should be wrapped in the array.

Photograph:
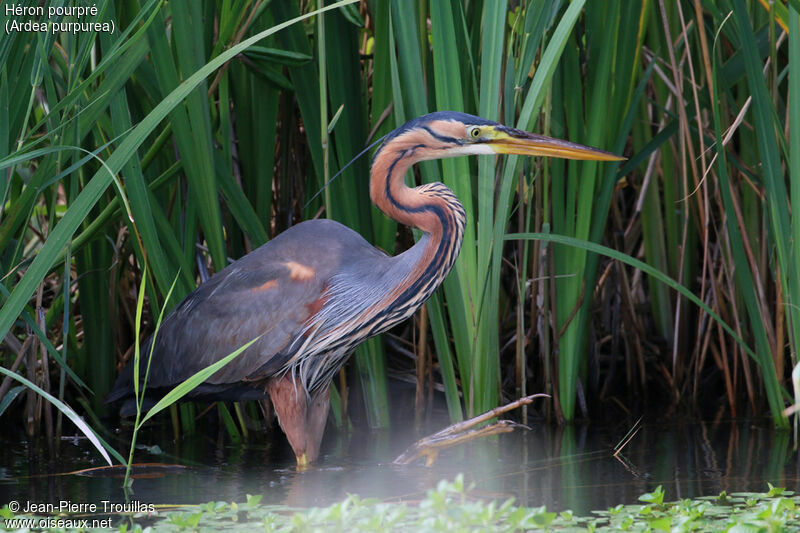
[{"x1": 0, "y1": 416, "x2": 797, "y2": 516}]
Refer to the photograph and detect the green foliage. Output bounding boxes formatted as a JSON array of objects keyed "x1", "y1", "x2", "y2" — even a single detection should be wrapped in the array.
[
  {"x1": 1, "y1": 0, "x2": 798, "y2": 457},
  {"x1": 638, "y1": 485, "x2": 665, "y2": 506},
  {"x1": 122, "y1": 267, "x2": 258, "y2": 487},
  {"x1": 0, "y1": 364, "x2": 122, "y2": 465},
  {"x1": 4, "y1": 478, "x2": 798, "y2": 532}
]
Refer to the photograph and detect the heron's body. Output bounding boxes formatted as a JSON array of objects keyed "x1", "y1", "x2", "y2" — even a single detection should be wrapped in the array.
[{"x1": 109, "y1": 111, "x2": 620, "y2": 466}]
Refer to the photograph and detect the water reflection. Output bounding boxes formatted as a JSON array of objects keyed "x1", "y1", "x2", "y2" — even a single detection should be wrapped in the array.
[{"x1": 0, "y1": 418, "x2": 797, "y2": 515}]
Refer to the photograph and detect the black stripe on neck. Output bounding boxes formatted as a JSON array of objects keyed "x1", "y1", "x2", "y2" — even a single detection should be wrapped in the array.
[{"x1": 421, "y1": 126, "x2": 462, "y2": 145}]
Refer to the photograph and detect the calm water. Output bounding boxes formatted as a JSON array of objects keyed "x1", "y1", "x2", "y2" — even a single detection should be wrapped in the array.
[{"x1": 0, "y1": 416, "x2": 798, "y2": 516}]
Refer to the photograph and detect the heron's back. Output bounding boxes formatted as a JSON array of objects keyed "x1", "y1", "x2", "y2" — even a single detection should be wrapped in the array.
[{"x1": 107, "y1": 219, "x2": 389, "y2": 412}]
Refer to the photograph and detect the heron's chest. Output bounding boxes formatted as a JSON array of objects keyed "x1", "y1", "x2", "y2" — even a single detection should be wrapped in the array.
[
  {"x1": 322, "y1": 238, "x2": 462, "y2": 348},
  {"x1": 290, "y1": 227, "x2": 464, "y2": 391}
]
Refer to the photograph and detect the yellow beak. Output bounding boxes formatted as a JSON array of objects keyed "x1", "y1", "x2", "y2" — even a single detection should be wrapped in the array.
[{"x1": 487, "y1": 127, "x2": 625, "y2": 161}]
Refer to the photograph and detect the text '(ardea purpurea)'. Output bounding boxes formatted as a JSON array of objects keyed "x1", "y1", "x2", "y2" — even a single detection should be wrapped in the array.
[{"x1": 108, "y1": 112, "x2": 624, "y2": 466}]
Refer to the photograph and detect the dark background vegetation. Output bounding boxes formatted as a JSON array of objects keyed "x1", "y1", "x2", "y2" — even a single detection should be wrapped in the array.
[{"x1": 0, "y1": 0, "x2": 797, "y2": 460}]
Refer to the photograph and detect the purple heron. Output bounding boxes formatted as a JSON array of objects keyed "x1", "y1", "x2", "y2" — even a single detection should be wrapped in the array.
[{"x1": 108, "y1": 111, "x2": 622, "y2": 466}]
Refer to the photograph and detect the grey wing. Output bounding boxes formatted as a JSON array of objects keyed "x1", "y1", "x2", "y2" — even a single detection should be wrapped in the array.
[
  {"x1": 107, "y1": 219, "x2": 387, "y2": 405},
  {"x1": 144, "y1": 259, "x2": 323, "y2": 388}
]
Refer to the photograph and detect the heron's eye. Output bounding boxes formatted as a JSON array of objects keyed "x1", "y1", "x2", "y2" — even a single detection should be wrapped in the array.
[{"x1": 468, "y1": 126, "x2": 482, "y2": 139}]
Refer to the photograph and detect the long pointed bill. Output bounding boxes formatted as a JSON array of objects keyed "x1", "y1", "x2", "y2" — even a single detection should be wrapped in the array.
[{"x1": 487, "y1": 127, "x2": 625, "y2": 161}]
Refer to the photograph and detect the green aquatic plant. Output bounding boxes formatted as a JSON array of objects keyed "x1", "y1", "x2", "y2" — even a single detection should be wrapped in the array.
[
  {"x1": 3, "y1": 475, "x2": 798, "y2": 532},
  {"x1": 2, "y1": 0, "x2": 798, "y2": 465}
]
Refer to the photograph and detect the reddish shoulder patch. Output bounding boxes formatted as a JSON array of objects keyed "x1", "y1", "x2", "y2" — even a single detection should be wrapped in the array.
[
  {"x1": 252, "y1": 279, "x2": 278, "y2": 292},
  {"x1": 285, "y1": 261, "x2": 315, "y2": 282},
  {"x1": 306, "y1": 293, "x2": 328, "y2": 318}
]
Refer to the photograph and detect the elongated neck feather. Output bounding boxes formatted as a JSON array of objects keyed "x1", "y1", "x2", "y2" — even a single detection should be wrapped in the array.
[{"x1": 289, "y1": 136, "x2": 469, "y2": 394}]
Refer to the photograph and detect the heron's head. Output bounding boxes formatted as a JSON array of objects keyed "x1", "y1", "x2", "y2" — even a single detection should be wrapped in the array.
[{"x1": 374, "y1": 111, "x2": 624, "y2": 163}]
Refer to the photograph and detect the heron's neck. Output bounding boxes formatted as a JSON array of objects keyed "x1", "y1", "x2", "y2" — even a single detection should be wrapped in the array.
[{"x1": 369, "y1": 148, "x2": 466, "y2": 298}]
